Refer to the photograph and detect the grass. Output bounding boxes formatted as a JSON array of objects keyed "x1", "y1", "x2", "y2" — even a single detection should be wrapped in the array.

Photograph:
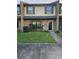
[{"x1": 17, "y1": 31, "x2": 55, "y2": 43}]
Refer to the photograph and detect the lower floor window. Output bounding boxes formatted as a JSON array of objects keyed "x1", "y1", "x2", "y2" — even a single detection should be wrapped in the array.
[{"x1": 31, "y1": 21, "x2": 42, "y2": 29}]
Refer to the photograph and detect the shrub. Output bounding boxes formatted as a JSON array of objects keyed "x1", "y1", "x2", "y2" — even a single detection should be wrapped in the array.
[
  {"x1": 43, "y1": 30, "x2": 48, "y2": 32},
  {"x1": 55, "y1": 30, "x2": 60, "y2": 33}
]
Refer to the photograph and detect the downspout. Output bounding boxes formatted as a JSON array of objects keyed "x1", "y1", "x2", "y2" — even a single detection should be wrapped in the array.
[
  {"x1": 56, "y1": 0, "x2": 59, "y2": 31},
  {"x1": 20, "y1": 1, "x2": 24, "y2": 32}
]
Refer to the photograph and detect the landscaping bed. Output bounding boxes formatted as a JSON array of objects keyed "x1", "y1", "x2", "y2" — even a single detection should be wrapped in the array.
[{"x1": 17, "y1": 31, "x2": 55, "y2": 43}]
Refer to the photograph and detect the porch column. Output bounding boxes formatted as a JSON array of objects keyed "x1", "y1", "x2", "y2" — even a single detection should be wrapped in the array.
[
  {"x1": 20, "y1": 1, "x2": 24, "y2": 32},
  {"x1": 56, "y1": 0, "x2": 59, "y2": 31}
]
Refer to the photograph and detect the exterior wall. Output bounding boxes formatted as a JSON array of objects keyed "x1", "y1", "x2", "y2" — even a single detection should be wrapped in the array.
[
  {"x1": 18, "y1": 20, "x2": 55, "y2": 31},
  {"x1": 17, "y1": 5, "x2": 62, "y2": 17},
  {"x1": 18, "y1": 20, "x2": 31, "y2": 29},
  {"x1": 24, "y1": 6, "x2": 56, "y2": 16},
  {"x1": 41, "y1": 20, "x2": 49, "y2": 30},
  {"x1": 53, "y1": 20, "x2": 57, "y2": 31},
  {"x1": 41, "y1": 20, "x2": 54, "y2": 31},
  {"x1": 24, "y1": 20, "x2": 32, "y2": 26}
]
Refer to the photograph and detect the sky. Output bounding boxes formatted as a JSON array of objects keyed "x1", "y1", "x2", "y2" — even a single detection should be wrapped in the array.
[{"x1": 17, "y1": 0, "x2": 62, "y2": 4}]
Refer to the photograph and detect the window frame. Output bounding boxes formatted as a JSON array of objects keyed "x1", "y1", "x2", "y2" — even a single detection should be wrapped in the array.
[
  {"x1": 45, "y1": 5, "x2": 53, "y2": 14},
  {"x1": 17, "y1": 6, "x2": 20, "y2": 15},
  {"x1": 32, "y1": 21, "x2": 42, "y2": 29},
  {"x1": 27, "y1": 6, "x2": 35, "y2": 14}
]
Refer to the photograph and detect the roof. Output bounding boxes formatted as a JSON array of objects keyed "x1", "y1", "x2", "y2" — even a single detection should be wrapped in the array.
[
  {"x1": 17, "y1": 0, "x2": 58, "y2": 4},
  {"x1": 17, "y1": 16, "x2": 57, "y2": 20},
  {"x1": 23, "y1": 16, "x2": 57, "y2": 20},
  {"x1": 17, "y1": 16, "x2": 62, "y2": 20}
]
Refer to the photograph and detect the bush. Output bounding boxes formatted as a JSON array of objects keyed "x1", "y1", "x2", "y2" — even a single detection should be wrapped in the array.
[
  {"x1": 43, "y1": 30, "x2": 48, "y2": 32},
  {"x1": 17, "y1": 29, "x2": 21, "y2": 32},
  {"x1": 55, "y1": 30, "x2": 60, "y2": 33},
  {"x1": 23, "y1": 26, "x2": 30, "y2": 32}
]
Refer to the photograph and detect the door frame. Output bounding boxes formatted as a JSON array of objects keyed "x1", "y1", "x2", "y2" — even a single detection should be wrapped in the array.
[{"x1": 48, "y1": 21, "x2": 53, "y2": 30}]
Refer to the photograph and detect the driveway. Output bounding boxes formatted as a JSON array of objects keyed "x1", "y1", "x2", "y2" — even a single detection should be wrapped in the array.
[{"x1": 17, "y1": 43, "x2": 62, "y2": 59}]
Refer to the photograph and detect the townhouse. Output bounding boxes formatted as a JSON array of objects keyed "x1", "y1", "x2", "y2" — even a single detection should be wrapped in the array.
[{"x1": 17, "y1": 1, "x2": 62, "y2": 32}]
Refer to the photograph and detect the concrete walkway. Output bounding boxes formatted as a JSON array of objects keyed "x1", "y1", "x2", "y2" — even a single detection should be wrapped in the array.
[{"x1": 49, "y1": 30, "x2": 62, "y2": 47}]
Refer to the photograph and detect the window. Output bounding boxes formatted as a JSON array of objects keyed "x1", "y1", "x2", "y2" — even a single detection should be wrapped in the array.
[
  {"x1": 45, "y1": 6, "x2": 53, "y2": 14},
  {"x1": 17, "y1": 7, "x2": 20, "y2": 15},
  {"x1": 59, "y1": 5, "x2": 62, "y2": 14},
  {"x1": 32, "y1": 21, "x2": 42, "y2": 29},
  {"x1": 27, "y1": 6, "x2": 35, "y2": 14}
]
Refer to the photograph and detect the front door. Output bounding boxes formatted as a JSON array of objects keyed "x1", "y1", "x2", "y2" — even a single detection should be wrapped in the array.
[
  {"x1": 17, "y1": 20, "x2": 19, "y2": 28},
  {"x1": 49, "y1": 22, "x2": 52, "y2": 30}
]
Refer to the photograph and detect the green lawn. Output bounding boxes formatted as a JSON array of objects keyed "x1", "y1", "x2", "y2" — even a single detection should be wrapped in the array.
[{"x1": 17, "y1": 32, "x2": 55, "y2": 43}]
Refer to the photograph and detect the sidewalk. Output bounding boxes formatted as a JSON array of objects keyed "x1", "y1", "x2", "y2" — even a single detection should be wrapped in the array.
[{"x1": 49, "y1": 30, "x2": 62, "y2": 47}]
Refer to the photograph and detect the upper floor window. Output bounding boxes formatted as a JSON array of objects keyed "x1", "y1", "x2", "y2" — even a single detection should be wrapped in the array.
[
  {"x1": 45, "y1": 6, "x2": 53, "y2": 14},
  {"x1": 59, "y1": 5, "x2": 62, "y2": 14},
  {"x1": 17, "y1": 7, "x2": 20, "y2": 15},
  {"x1": 27, "y1": 6, "x2": 35, "y2": 14}
]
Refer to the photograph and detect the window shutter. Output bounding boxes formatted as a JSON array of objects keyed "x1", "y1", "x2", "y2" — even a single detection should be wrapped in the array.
[
  {"x1": 52, "y1": 6, "x2": 53, "y2": 14},
  {"x1": 33, "y1": 6, "x2": 35, "y2": 14},
  {"x1": 26, "y1": 6, "x2": 28, "y2": 14},
  {"x1": 45, "y1": 6, "x2": 47, "y2": 14}
]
